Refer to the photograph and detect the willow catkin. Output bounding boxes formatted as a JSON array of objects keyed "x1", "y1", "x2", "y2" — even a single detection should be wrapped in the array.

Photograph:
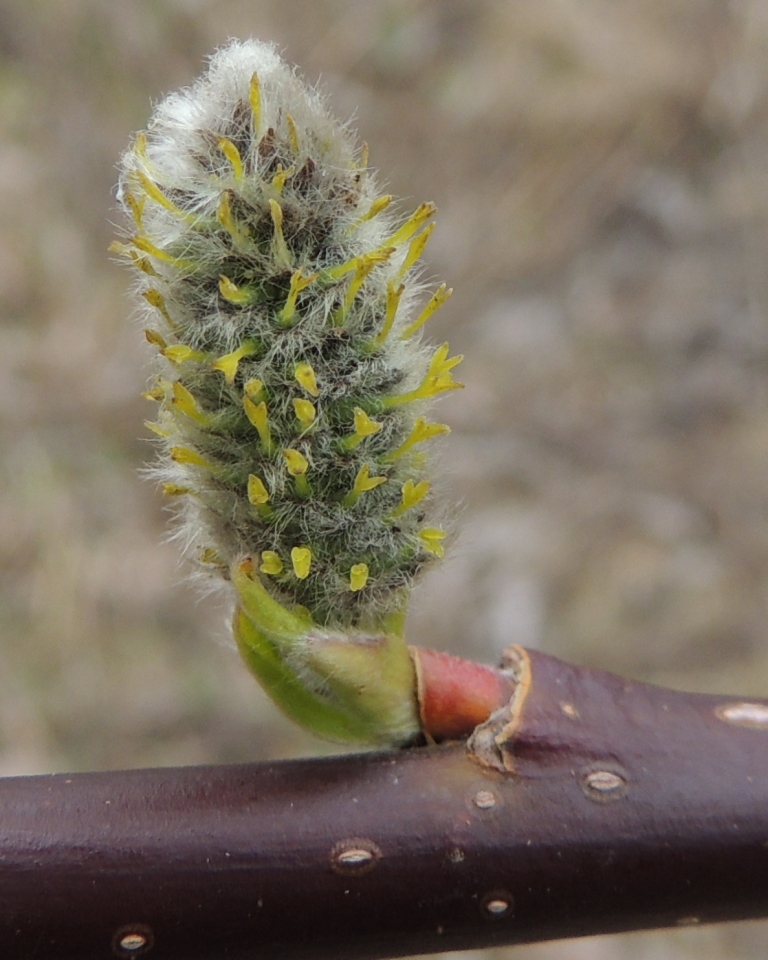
[{"x1": 113, "y1": 40, "x2": 461, "y2": 744}]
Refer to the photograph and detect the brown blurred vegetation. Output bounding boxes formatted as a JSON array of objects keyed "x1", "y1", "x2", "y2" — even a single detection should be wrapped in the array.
[{"x1": 1, "y1": 1, "x2": 767, "y2": 958}]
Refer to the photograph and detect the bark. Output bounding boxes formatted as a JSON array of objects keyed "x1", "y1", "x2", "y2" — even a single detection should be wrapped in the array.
[{"x1": 1, "y1": 646, "x2": 767, "y2": 960}]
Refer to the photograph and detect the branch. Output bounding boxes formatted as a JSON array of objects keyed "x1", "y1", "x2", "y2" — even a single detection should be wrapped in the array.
[{"x1": 1, "y1": 647, "x2": 767, "y2": 960}]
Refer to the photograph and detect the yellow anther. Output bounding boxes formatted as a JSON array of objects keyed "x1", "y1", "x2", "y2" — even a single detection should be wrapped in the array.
[
  {"x1": 343, "y1": 463, "x2": 387, "y2": 508},
  {"x1": 244, "y1": 378, "x2": 264, "y2": 401},
  {"x1": 247, "y1": 474, "x2": 270, "y2": 505},
  {"x1": 162, "y1": 344, "x2": 207, "y2": 365},
  {"x1": 340, "y1": 407, "x2": 383, "y2": 452},
  {"x1": 170, "y1": 446, "x2": 212, "y2": 468},
  {"x1": 279, "y1": 269, "x2": 319, "y2": 325},
  {"x1": 217, "y1": 190, "x2": 250, "y2": 250},
  {"x1": 162, "y1": 483, "x2": 192, "y2": 497},
  {"x1": 271, "y1": 163, "x2": 295, "y2": 195},
  {"x1": 382, "y1": 342, "x2": 463, "y2": 408},
  {"x1": 217, "y1": 137, "x2": 244, "y2": 182},
  {"x1": 249, "y1": 72, "x2": 262, "y2": 132},
  {"x1": 291, "y1": 546, "x2": 312, "y2": 580},
  {"x1": 349, "y1": 563, "x2": 369, "y2": 592},
  {"x1": 144, "y1": 328, "x2": 167, "y2": 350},
  {"x1": 136, "y1": 170, "x2": 196, "y2": 223},
  {"x1": 243, "y1": 396, "x2": 274, "y2": 453},
  {"x1": 419, "y1": 527, "x2": 446, "y2": 558},
  {"x1": 401, "y1": 283, "x2": 452, "y2": 339},
  {"x1": 269, "y1": 199, "x2": 292, "y2": 268},
  {"x1": 143, "y1": 288, "x2": 176, "y2": 329},
  {"x1": 133, "y1": 235, "x2": 194, "y2": 269},
  {"x1": 293, "y1": 398, "x2": 316, "y2": 428},
  {"x1": 391, "y1": 479, "x2": 430, "y2": 517},
  {"x1": 383, "y1": 418, "x2": 450, "y2": 462},
  {"x1": 374, "y1": 281, "x2": 404, "y2": 346},
  {"x1": 144, "y1": 419, "x2": 172, "y2": 438},
  {"x1": 295, "y1": 362, "x2": 319, "y2": 397},
  {"x1": 212, "y1": 340, "x2": 258, "y2": 385},
  {"x1": 350, "y1": 195, "x2": 393, "y2": 232},
  {"x1": 396, "y1": 221, "x2": 435, "y2": 283},
  {"x1": 260, "y1": 551, "x2": 283, "y2": 576},
  {"x1": 200, "y1": 547, "x2": 222, "y2": 565},
  {"x1": 218, "y1": 275, "x2": 252, "y2": 305},
  {"x1": 285, "y1": 113, "x2": 300, "y2": 154},
  {"x1": 383, "y1": 201, "x2": 436, "y2": 249}
]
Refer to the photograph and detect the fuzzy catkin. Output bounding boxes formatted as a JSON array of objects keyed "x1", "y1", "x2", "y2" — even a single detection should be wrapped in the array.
[{"x1": 114, "y1": 39, "x2": 461, "y2": 629}]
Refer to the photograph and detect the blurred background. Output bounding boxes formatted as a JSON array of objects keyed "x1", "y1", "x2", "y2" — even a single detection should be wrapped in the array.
[{"x1": 1, "y1": 1, "x2": 767, "y2": 958}]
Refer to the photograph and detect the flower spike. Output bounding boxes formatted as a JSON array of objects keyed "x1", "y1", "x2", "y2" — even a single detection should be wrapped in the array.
[{"x1": 115, "y1": 40, "x2": 459, "y2": 746}]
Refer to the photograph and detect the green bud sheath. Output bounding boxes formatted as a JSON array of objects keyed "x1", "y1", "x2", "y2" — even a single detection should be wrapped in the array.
[{"x1": 114, "y1": 40, "x2": 461, "y2": 745}]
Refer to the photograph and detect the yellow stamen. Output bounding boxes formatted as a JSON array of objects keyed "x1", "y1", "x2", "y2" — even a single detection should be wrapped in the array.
[
  {"x1": 170, "y1": 446, "x2": 212, "y2": 468},
  {"x1": 293, "y1": 398, "x2": 316, "y2": 428},
  {"x1": 279, "y1": 269, "x2": 319, "y2": 325},
  {"x1": 271, "y1": 163, "x2": 295, "y2": 195},
  {"x1": 247, "y1": 474, "x2": 270, "y2": 505},
  {"x1": 244, "y1": 378, "x2": 264, "y2": 401},
  {"x1": 218, "y1": 275, "x2": 252, "y2": 305},
  {"x1": 401, "y1": 283, "x2": 452, "y2": 339},
  {"x1": 359, "y1": 142, "x2": 370, "y2": 171},
  {"x1": 217, "y1": 190, "x2": 250, "y2": 250},
  {"x1": 249, "y1": 72, "x2": 262, "y2": 132},
  {"x1": 285, "y1": 113, "x2": 300, "y2": 154},
  {"x1": 333, "y1": 252, "x2": 393, "y2": 326},
  {"x1": 339, "y1": 407, "x2": 383, "y2": 452},
  {"x1": 243, "y1": 397, "x2": 274, "y2": 453},
  {"x1": 247, "y1": 475, "x2": 273, "y2": 518},
  {"x1": 419, "y1": 527, "x2": 446, "y2": 558},
  {"x1": 396, "y1": 222, "x2": 435, "y2": 283},
  {"x1": 136, "y1": 170, "x2": 196, "y2": 223},
  {"x1": 291, "y1": 546, "x2": 312, "y2": 580},
  {"x1": 349, "y1": 563, "x2": 369, "y2": 592},
  {"x1": 212, "y1": 340, "x2": 258, "y2": 385},
  {"x1": 134, "y1": 131, "x2": 149, "y2": 162},
  {"x1": 142, "y1": 379, "x2": 171, "y2": 402},
  {"x1": 349, "y1": 194, "x2": 392, "y2": 232},
  {"x1": 283, "y1": 448, "x2": 311, "y2": 497},
  {"x1": 384, "y1": 202, "x2": 436, "y2": 249},
  {"x1": 269, "y1": 199, "x2": 291, "y2": 268},
  {"x1": 217, "y1": 137, "x2": 244, "y2": 182},
  {"x1": 260, "y1": 551, "x2": 283, "y2": 576},
  {"x1": 143, "y1": 288, "x2": 176, "y2": 329},
  {"x1": 162, "y1": 483, "x2": 192, "y2": 497},
  {"x1": 133, "y1": 235, "x2": 194, "y2": 269},
  {"x1": 374, "y1": 281, "x2": 404, "y2": 346},
  {"x1": 325, "y1": 246, "x2": 394, "y2": 283},
  {"x1": 144, "y1": 328, "x2": 167, "y2": 350},
  {"x1": 391, "y1": 479, "x2": 430, "y2": 517},
  {"x1": 163, "y1": 344, "x2": 207, "y2": 365},
  {"x1": 382, "y1": 342, "x2": 463, "y2": 408},
  {"x1": 144, "y1": 419, "x2": 172, "y2": 438},
  {"x1": 383, "y1": 418, "x2": 450, "y2": 462},
  {"x1": 200, "y1": 547, "x2": 222, "y2": 565},
  {"x1": 295, "y1": 362, "x2": 319, "y2": 397},
  {"x1": 171, "y1": 381, "x2": 209, "y2": 425},
  {"x1": 125, "y1": 192, "x2": 145, "y2": 229},
  {"x1": 343, "y1": 463, "x2": 387, "y2": 508}
]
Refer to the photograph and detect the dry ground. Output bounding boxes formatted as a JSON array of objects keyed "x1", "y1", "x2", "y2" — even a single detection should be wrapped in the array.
[{"x1": 1, "y1": 1, "x2": 767, "y2": 958}]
